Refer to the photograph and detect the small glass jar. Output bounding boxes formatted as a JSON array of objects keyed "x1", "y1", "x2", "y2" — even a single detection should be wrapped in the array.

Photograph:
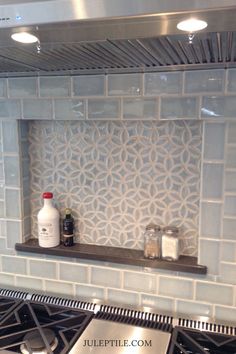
[
  {"x1": 144, "y1": 223, "x2": 161, "y2": 259},
  {"x1": 161, "y1": 226, "x2": 179, "y2": 261}
]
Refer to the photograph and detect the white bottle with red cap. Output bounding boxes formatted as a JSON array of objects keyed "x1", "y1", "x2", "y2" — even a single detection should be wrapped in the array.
[{"x1": 37, "y1": 192, "x2": 60, "y2": 248}]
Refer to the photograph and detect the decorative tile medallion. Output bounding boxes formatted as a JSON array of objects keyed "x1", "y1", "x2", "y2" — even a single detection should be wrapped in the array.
[{"x1": 29, "y1": 120, "x2": 202, "y2": 255}]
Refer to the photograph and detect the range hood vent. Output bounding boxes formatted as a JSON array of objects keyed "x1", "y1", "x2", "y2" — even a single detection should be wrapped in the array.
[{"x1": 1, "y1": 31, "x2": 236, "y2": 76}]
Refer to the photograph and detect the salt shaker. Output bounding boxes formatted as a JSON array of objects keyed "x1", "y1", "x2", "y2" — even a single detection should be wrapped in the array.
[
  {"x1": 144, "y1": 224, "x2": 161, "y2": 259},
  {"x1": 161, "y1": 226, "x2": 179, "y2": 261}
]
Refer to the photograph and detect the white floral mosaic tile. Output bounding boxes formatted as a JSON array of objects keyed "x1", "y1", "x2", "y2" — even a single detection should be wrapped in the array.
[{"x1": 29, "y1": 120, "x2": 202, "y2": 256}]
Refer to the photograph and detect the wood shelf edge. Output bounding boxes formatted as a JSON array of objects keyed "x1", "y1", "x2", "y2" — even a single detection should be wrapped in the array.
[{"x1": 15, "y1": 239, "x2": 207, "y2": 275}]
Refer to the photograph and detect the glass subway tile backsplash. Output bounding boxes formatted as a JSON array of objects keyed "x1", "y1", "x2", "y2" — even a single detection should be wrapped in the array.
[
  {"x1": 1, "y1": 69, "x2": 236, "y2": 322},
  {"x1": 29, "y1": 120, "x2": 201, "y2": 255}
]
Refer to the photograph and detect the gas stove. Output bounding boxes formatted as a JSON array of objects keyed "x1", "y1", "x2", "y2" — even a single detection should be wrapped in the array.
[{"x1": 0, "y1": 288, "x2": 235, "y2": 354}]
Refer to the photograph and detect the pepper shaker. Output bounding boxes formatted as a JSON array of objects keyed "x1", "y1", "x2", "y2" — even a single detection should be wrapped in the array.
[{"x1": 144, "y1": 223, "x2": 161, "y2": 259}]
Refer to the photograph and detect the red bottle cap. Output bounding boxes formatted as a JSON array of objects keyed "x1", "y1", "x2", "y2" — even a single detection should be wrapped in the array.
[{"x1": 42, "y1": 192, "x2": 53, "y2": 199}]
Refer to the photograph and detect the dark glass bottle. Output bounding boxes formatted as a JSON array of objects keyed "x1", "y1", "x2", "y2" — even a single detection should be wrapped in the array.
[{"x1": 63, "y1": 208, "x2": 74, "y2": 247}]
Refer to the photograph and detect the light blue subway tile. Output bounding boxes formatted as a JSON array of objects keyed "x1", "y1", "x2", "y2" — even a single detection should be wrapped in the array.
[
  {"x1": 29, "y1": 259, "x2": 56, "y2": 279},
  {"x1": 0, "y1": 237, "x2": 6, "y2": 249},
  {"x1": 4, "y1": 156, "x2": 20, "y2": 187},
  {"x1": 23, "y1": 178, "x2": 30, "y2": 197},
  {"x1": 45, "y1": 280, "x2": 74, "y2": 296},
  {"x1": 227, "y1": 68, "x2": 236, "y2": 92},
  {"x1": 215, "y1": 305, "x2": 236, "y2": 323},
  {"x1": 107, "y1": 289, "x2": 139, "y2": 306},
  {"x1": 2, "y1": 121, "x2": 18, "y2": 153},
  {"x1": 9, "y1": 78, "x2": 37, "y2": 97},
  {"x1": 73, "y1": 75, "x2": 105, "y2": 96},
  {"x1": 140, "y1": 294, "x2": 174, "y2": 313},
  {"x1": 40, "y1": 77, "x2": 71, "y2": 97},
  {"x1": 22, "y1": 159, "x2": 29, "y2": 179},
  {"x1": 201, "y1": 96, "x2": 236, "y2": 118},
  {"x1": 75, "y1": 284, "x2": 105, "y2": 300},
  {"x1": 226, "y1": 146, "x2": 236, "y2": 169},
  {"x1": 23, "y1": 217, "x2": 31, "y2": 237},
  {"x1": 123, "y1": 98, "x2": 158, "y2": 119},
  {"x1": 159, "y1": 277, "x2": 193, "y2": 299},
  {"x1": 54, "y1": 99, "x2": 85, "y2": 120},
  {"x1": 88, "y1": 99, "x2": 120, "y2": 119},
  {"x1": 108, "y1": 74, "x2": 142, "y2": 96},
  {"x1": 23, "y1": 198, "x2": 31, "y2": 217},
  {"x1": 196, "y1": 281, "x2": 233, "y2": 305},
  {"x1": 0, "y1": 184, "x2": 4, "y2": 199},
  {"x1": 224, "y1": 196, "x2": 236, "y2": 216},
  {"x1": 185, "y1": 70, "x2": 224, "y2": 93},
  {"x1": 0, "y1": 163, "x2": 3, "y2": 180},
  {"x1": 0, "y1": 79, "x2": 7, "y2": 97},
  {"x1": 204, "y1": 123, "x2": 225, "y2": 160},
  {"x1": 200, "y1": 203, "x2": 222, "y2": 238},
  {"x1": 91, "y1": 267, "x2": 121, "y2": 288},
  {"x1": 0, "y1": 220, "x2": 6, "y2": 236},
  {"x1": 0, "y1": 239, "x2": 15, "y2": 254},
  {"x1": 145, "y1": 72, "x2": 183, "y2": 95},
  {"x1": 199, "y1": 239, "x2": 220, "y2": 275},
  {"x1": 0, "y1": 273, "x2": 15, "y2": 286},
  {"x1": 2, "y1": 256, "x2": 27, "y2": 274},
  {"x1": 23, "y1": 99, "x2": 53, "y2": 119},
  {"x1": 19, "y1": 120, "x2": 29, "y2": 139},
  {"x1": 225, "y1": 171, "x2": 236, "y2": 193},
  {"x1": 59, "y1": 262, "x2": 88, "y2": 283},
  {"x1": 15, "y1": 276, "x2": 43, "y2": 291},
  {"x1": 220, "y1": 263, "x2": 236, "y2": 285},
  {"x1": 0, "y1": 99, "x2": 21, "y2": 118},
  {"x1": 124, "y1": 271, "x2": 156, "y2": 293},
  {"x1": 202, "y1": 163, "x2": 223, "y2": 199},
  {"x1": 161, "y1": 97, "x2": 198, "y2": 119},
  {"x1": 5, "y1": 189, "x2": 21, "y2": 218},
  {"x1": 223, "y1": 218, "x2": 236, "y2": 240},
  {"x1": 221, "y1": 241, "x2": 236, "y2": 262},
  {"x1": 227, "y1": 122, "x2": 236, "y2": 143},
  {"x1": 21, "y1": 141, "x2": 29, "y2": 159},
  {"x1": 176, "y1": 300, "x2": 212, "y2": 317},
  {"x1": 0, "y1": 201, "x2": 4, "y2": 217}
]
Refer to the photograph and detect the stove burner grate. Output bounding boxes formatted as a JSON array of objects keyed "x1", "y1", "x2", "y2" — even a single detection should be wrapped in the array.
[
  {"x1": 168, "y1": 326, "x2": 236, "y2": 354},
  {"x1": 0, "y1": 300, "x2": 93, "y2": 354}
]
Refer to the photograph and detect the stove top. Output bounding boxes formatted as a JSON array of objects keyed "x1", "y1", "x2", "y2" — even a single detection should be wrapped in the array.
[
  {"x1": 0, "y1": 289, "x2": 235, "y2": 354},
  {"x1": 0, "y1": 300, "x2": 93, "y2": 353},
  {"x1": 168, "y1": 326, "x2": 236, "y2": 354}
]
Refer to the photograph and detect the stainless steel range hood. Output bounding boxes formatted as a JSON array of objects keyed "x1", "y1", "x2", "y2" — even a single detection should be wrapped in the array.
[{"x1": 1, "y1": 0, "x2": 236, "y2": 76}]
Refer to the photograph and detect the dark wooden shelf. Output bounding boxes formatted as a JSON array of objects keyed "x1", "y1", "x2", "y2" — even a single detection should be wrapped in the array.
[{"x1": 15, "y1": 239, "x2": 207, "y2": 275}]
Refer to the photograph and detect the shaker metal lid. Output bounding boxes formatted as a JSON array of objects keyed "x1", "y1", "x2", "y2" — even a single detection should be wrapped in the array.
[
  {"x1": 163, "y1": 226, "x2": 179, "y2": 234},
  {"x1": 145, "y1": 223, "x2": 161, "y2": 231}
]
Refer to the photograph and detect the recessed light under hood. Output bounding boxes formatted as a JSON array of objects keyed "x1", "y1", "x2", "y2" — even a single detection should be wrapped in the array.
[
  {"x1": 11, "y1": 32, "x2": 39, "y2": 43},
  {"x1": 177, "y1": 19, "x2": 208, "y2": 32}
]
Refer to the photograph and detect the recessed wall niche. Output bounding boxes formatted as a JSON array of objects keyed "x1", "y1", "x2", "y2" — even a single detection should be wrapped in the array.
[{"x1": 25, "y1": 120, "x2": 202, "y2": 256}]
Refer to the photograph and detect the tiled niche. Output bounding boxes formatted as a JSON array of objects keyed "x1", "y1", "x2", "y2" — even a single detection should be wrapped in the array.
[{"x1": 28, "y1": 120, "x2": 201, "y2": 255}]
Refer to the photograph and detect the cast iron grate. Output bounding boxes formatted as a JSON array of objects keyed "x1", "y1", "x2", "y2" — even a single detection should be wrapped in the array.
[
  {"x1": 167, "y1": 326, "x2": 236, "y2": 354},
  {"x1": 0, "y1": 300, "x2": 93, "y2": 353}
]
